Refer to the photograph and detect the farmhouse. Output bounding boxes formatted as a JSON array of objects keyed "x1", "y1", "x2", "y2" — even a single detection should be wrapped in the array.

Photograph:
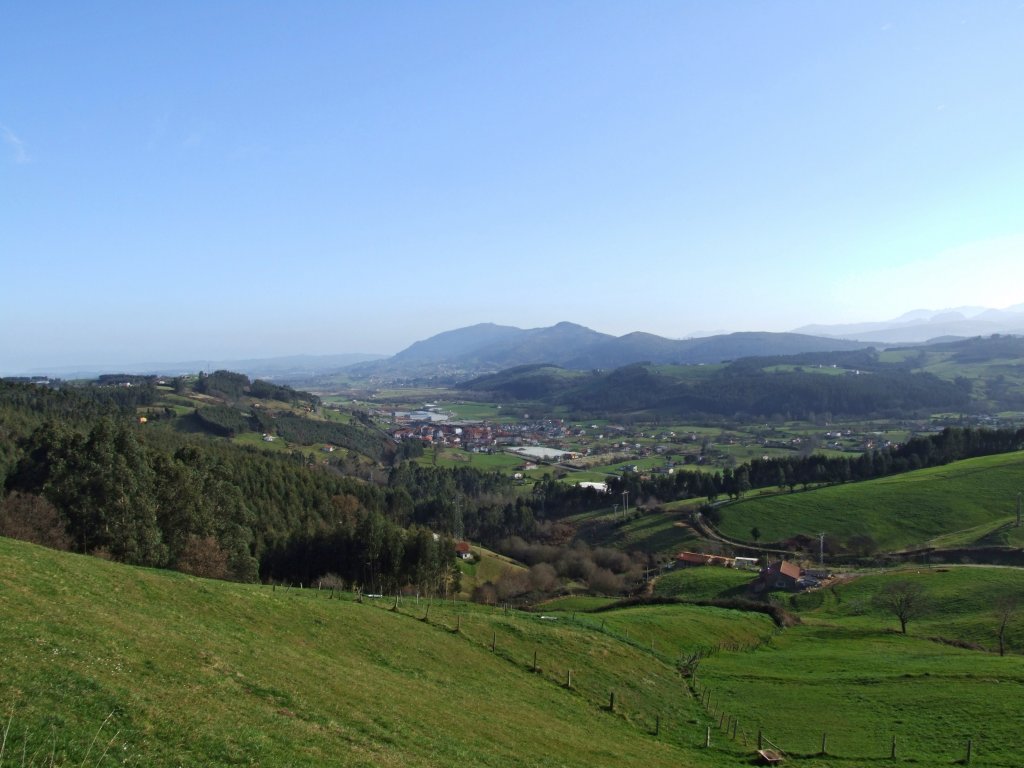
[
  {"x1": 752, "y1": 560, "x2": 803, "y2": 592},
  {"x1": 454, "y1": 541, "x2": 473, "y2": 561}
]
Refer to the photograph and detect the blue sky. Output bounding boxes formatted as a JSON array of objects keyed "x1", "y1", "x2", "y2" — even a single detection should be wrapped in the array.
[{"x1": 2, "y1": 1, "x2": 1023, "y2": 373}]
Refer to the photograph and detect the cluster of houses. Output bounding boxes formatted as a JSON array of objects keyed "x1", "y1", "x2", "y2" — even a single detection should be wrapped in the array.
[
  {"x1": 390, "y1": 415, "x2": 583, "y2": 453},
  {"x1": 675, "y1": 550, "x2": 829, "y2": 592}
]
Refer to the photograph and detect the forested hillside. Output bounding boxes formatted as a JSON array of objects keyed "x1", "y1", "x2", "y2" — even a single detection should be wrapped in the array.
[
  {"x1": 461, "y1": 359, "x2": 972, "y2": 420},
  {"x1": 0, "y1": 380, "x2": 604, "y2": 591},
  {"x1": 456, "y1": 336, "x2": 1024, "y2": 420}
]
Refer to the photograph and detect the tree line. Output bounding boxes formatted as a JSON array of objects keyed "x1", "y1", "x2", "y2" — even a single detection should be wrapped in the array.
[{"x1": 600, "y1": 426, "x2": 1024, "y2": 511}]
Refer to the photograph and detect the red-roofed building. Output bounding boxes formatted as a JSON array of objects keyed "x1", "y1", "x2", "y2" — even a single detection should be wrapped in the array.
[
  {"x1": 753, "y1": 560, "x2": 803, "y2": 592},
  {"x1": 676, "y1": 551, "x2": 734, "y2": 568}
]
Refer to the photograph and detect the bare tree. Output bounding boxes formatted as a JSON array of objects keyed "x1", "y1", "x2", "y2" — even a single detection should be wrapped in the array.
[
  {"x1": 873, "y1": 580, "x2": 930, "y2": 634},
  {"x1": 995, "y1": 596, "x2": 1018, "y2": 657}
]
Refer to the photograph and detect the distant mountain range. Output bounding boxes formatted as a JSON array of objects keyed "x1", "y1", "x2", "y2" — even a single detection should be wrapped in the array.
[
  {"x1": 13, "y1": 353, "x2": 385, "y2": 381},
  {"x1": 13, "y1": 304, "x2": 1022, "y2": 381},
  {"x1": 350, "y1": 321, "x2": 873, "y2": 378},
  {"x1": 793, "y1": 304, "x2": 1024, "y2": 344}
]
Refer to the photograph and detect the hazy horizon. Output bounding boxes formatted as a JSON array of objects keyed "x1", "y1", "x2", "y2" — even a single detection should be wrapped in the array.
[
  {"x1": 4, "y1": 302, "x2": 1024, "y2": 377},
  {"x1": 3, "y1": 3, "x2": 1023, "y2": 373}
]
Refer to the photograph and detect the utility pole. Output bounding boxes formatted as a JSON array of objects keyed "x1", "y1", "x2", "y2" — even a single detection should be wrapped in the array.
[{"x1": 622, "y1": 490, "x2": 629, "y2": 517}]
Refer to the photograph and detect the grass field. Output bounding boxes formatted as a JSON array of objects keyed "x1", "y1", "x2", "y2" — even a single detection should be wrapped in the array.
[
  {"x1": 653, "y1": 566, "x2": 754, "y2": 601},
  {"x1": 569, "y1": 499, "x2": 708, "y2": 556},
  {"x1": 414, "y1": 448, "x2": 527, "y2": 473},
  {"x1": 695, "y1": 566, "x2": 1024, "y2": 766},
  {"x1": 2, "y1": 537, "x2": 753, "y2": 767},
  {"x1": 4, "y1": 538, "x2": 1024, "y2": 766},
  {"x1": 456, "y1": 546, "x2": 527, "y2": 597},
  {"x1": 716, "y1": 451, "x2": 1024, "y2": 551}
]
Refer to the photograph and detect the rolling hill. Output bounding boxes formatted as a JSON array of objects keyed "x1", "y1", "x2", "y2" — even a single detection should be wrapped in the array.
[
  {"x1": 715, "y1": 451, "x2": 1024, "y2": 553},
  {"x1": 0, "y1": 536, "x2": 766, "y2": 767},
  {"x1": 5, "y1": 537, "x2": 1024, "y2": 766},
  {"x1": 351, "y1": 322, "x2": 872, "y2": 378}
]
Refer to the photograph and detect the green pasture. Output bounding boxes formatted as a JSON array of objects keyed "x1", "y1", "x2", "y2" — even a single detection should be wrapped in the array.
[
  {"x1": 0, "y1": 537, "x2": 770, "y2": 767},
  {"x1": 153, "y1": 392, "x2": 198, "y2": 408},
  {"x1": 442, "y1": 402, "x2": 505, "y2": 420},
  {"x1": 653, "y1": 567, "x2": 754, "y2": 601},
  {"x1": 575, "y1": 505, "x2": 705, "y2": 555},
  {"x1": 535, "y1": 595, "x2": 619, "y2": 613},
  {"x1": 456, "y1": 547, "x2": 527, "y2": 596},
  {"x1": 763, "y1": 364, "x2": 848, "y2": 375},
  {"x1": 793, "y1": 566, "x2": 1024, "y2": 651},
  {"x1": 5, "y1": 537, "x2": 1024, "y2": 767},
  {"x1": 716, "y1": 451, "x2": 1024, "y2": 551},
  {"x1": 693, "y1": 566, "x2": 1024, "y2": 766},
  {"x1": 230, "y1": 431, "x2": 326, "y2": 460},
  {"x1": 414, "y1": 448, "x2": 526, "y2": 473},
  {"x1": 696, "y1": 624, "x2": 1024, "y2": 765},
  {"x1": 648, "y1": 364, "x2": 726, "y2": 379},
  {"x1": 317, "y1": 407, "x2": 354, "y2": 424}
]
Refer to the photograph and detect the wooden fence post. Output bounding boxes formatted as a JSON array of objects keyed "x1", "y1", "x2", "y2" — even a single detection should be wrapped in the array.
[
  {"x1": 608, "y1": 691, "x2": 615, "y2": 711},
  {"x1": 655, "y1": 715, "x2": 660, "y2": 737},
  {"x1": 891, "y1": 735, "x2": 897, "y2": 759},
  {"x1": 566, "y1": 669, "x2": 572, "y2": 689},
  {"x1": 705, "y1": 726, "x2": 711, "y2": 748},
  {"x1": 758, "y1": 730, "x2": 763, "y2": 750},
  {"x1": 491, "y1": 631, "x2": 496, "y2": 652},
  {"x1": 966, "y1": 738, "x2": 972, "y2": 764},
  {"x1": 820, "y1": 732, "x2": 827, "y2": 755}
]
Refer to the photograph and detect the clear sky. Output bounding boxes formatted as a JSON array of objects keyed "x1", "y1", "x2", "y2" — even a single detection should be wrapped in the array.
[{"x1": 3, "y1": 1, "x2": 1023, "y2": 373}]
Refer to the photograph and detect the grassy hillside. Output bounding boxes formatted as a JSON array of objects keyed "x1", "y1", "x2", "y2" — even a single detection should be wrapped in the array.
[
  {"x1": 455, "y1": 545, "x2": 527, "y2": 597},
  {"x1": 569, "y1": 500, "x2": 706, "y2": 556},
  {"x1": 716, "y1": 451, "x2": 1024, "y2": 551},
  {"x1": 694, "y1": 566, "x2": 1024, "y2": 765},
  {"x1": 0, "y1": 537, "x2": 772, "y2": 768},
  {"x1": 791, "y1": 565, "x2": 1024, "y2": 651},
  {"x1": 5, "y1": 538, "x2": 1024, "y2": 766},
  {"x1": 653, "y1": 566, "x2": 754, "y2": 601}
]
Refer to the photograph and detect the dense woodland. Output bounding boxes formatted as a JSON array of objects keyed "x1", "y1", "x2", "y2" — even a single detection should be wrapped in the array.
[
  {"x1": 462, "y1": 358, "x2": 977, "y2": 420},
  {"x1": 0, "y1": 380, "x2": 574, "y2": 592}
]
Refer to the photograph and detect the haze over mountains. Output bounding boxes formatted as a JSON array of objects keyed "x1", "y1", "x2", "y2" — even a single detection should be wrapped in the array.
[
  {"x1": 794, "y1": 304, "x2": 1024, "y2": 344},
  {"x1": 356, "y1": 322, "x2": 872, "y2": 377},
  {"x1": 8, "y1": 305, "x2": 1022, "y2": 380}
]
